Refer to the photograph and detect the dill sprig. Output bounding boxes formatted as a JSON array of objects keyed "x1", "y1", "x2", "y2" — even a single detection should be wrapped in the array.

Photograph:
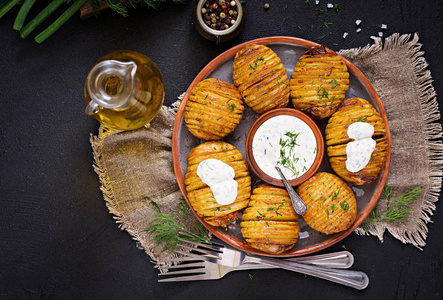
[
  {"x1": 143, "y1": 196, "x2": 210, "y2": 252},
  {"x1": 277, "y1": 131, "x2": 301, "y2": 177},
  {"x1": 360, "y1": 185, "x2": 424, "y2": 231}
]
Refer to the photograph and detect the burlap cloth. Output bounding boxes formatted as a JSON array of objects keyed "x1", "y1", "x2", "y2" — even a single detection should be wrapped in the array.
[{"x1": 90, "y1": 33, "x2": 442, "y2": 261}]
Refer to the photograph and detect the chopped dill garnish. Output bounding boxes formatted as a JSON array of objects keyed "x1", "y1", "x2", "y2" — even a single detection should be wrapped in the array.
[{"x1": 249, "y1": 57, "x2": 265, "y2": 70}]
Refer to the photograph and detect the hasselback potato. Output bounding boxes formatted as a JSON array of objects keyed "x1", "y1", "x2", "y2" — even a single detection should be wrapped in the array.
[
  {"x1": 325, "y1": 97, "x2": 388, "y2": 185},
  {"x1": 233, "y1": 44, "x2": 290, "y2": 114},
  {"x1": 297, "y1": 172, "x2": 357, "y2": 234},
  {"x1": 290, "y1": 45, "x2": 349, "y2": 120},
  {"x1": 185, "y1": 141, "x2": 251, "y2": 227},
  {"x1": 241, "y1": 184, "x2": 300, "y2": 254},
  {"x1": 185, "y1": 78, "x2": 245, "y2": 141}
]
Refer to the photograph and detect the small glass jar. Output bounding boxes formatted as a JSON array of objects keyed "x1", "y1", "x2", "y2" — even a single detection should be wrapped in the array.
[
  {"x1": 193, "y1": 0, "x2": 246, "y2": 44},
  {"x1": 84, "y1": 50, "x2": 165, "y2": 131}
]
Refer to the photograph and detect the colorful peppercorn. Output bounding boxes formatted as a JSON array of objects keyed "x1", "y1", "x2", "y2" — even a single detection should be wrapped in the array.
[{"x1": 202, "y1": 0, "x2": 239, "y2": 31}]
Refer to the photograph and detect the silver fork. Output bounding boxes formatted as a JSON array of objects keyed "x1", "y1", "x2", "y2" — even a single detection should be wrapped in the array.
[
  {"x1": 158, "y1": 240, "x2": 369, "y2": 289},
  {"x1": 157, "y1": 242, "x2": 353, "y2": 270},
  {"x1": 157, "y1": 250, "x2": 353, "y2": 282}
]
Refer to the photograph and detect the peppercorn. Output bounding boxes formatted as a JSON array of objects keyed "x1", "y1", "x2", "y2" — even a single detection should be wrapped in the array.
[
  {"x1": 264, "y1": 3, "x2": 270, "y2": 9},
  {"x1": 201, "y1": 0, "x2": 238, "y2": 32}
]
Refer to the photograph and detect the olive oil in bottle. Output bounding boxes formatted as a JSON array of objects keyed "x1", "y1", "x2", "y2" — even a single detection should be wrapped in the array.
[{"x1": 85, "y1": 50, "x2": 165, "y2": 131}]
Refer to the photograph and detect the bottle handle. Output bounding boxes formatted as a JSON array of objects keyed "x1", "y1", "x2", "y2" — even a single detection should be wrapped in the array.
[{"x1": 85, "y1": 101, "x2": 99, "y2": 115}]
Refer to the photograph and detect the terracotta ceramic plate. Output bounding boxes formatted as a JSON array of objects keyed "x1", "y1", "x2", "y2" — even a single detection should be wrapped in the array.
[{"x1": 172, "y1": 36, "x2": 391, "y2": 257}]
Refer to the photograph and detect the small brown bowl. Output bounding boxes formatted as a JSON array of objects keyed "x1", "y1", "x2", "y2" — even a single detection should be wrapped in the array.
[{"x1": 246, "y1": 108, "x2": 324, "y2": 187}]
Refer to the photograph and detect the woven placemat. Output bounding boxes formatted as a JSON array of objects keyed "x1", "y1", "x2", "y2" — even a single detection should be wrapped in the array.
[{"x1": 90, "y1": 33, "x2": 442, "y2": 261}]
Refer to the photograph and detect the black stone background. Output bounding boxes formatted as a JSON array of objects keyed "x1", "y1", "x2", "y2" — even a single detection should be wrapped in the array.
[{"x1": 1, "y1": 1, "x2": 442, "y2": 299}]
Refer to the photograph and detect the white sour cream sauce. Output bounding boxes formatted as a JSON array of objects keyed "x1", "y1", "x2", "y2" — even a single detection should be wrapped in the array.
[
  {"x1": 196, "y1": 159, "x2": 238, "y2": 205},
  {"x1": 252, "y1": 115, "x2": 317, "y2": 180},
  {"x1": 346, "y1": 122, "x2": 376, "y2": 172}
]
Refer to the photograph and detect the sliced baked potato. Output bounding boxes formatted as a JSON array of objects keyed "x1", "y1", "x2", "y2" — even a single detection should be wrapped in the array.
[
  {"x1": 325, "y1": 97, "x2": 388, "y2": 185},
  {"x1": 290, "y1": 45, "x2": 349, "y2": 120},
  {"x1": 185, "y1": 141, "x2": 251, "y2": 227},
  {"x1": 185, "y1": 78, "x2": 245, "y2": 141},
  {"x1": 241, "y1": 184, "x2": 300, "y2": 254},
  {"x1": 297, "y1": 172, "x2": 357, "y2": 234},
  {"x1": 233, "y1": 44, "x2": 289, "y2": 114}
]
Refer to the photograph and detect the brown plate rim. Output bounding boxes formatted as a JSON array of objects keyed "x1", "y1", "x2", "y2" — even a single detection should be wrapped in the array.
[{"x1": 172, "y1": 36, "x2": 392, "y2": 257}]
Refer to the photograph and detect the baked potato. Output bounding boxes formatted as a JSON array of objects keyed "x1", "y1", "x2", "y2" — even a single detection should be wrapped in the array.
[
  {"x1": 185, "y1": 141, "x2": 251, "y2": 227},
  {"x1": 233, "y1": 44, "x2": 290, "y2": 114},
  {"x1": 241, "y1": 184, "x2": 300, "y2": 254},
  {"x1": 290, "y1": 45, "x2": 349, "y2": 120},
  {"x1": 185, "y1": 78, "x2": 245, "y2": 140},
  {"x1": 297, "y1": 172, "x2": 357, "y2": 234},
  {"x1": 325, "y1": 97, "x2": 388, "y2": 185}
]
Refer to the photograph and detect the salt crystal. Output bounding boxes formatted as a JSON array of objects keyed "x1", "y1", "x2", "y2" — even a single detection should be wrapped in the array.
[
  {"x1": 378, "y1": 31, "x2": 383, "y2": 37},
  {"x1": 352, "y1": 187, "x2": 365, "y2": 197},
  {"x1": 381, "y1": 24, "x2": 387, "y2": 29},
  {"x1": 315, "y1": 0, "x2": 319, "y2": 5},
  {"x1": 327, "y1": 3, "x2": 333, "y2": 8},
  {"x1": 299, "y1": 231, "x2": 310, "y2": 239},
  {"x1": 370, "y1": 36, "x2": 382, "y2": 42},
  {"x1": 355, "y1": 19, "x2": 362, "y2": 26},
  {"x1": 356, "y1": 28, "x2": 361, "y2": 33},
  {"x1": 343, "y1": 32, "x2": 348, "y2": 39}
]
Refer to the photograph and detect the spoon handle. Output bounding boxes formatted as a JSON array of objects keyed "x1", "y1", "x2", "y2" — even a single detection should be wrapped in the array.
[{"x1": 275, "y1": 166, "x2": 307, "y2": 215}]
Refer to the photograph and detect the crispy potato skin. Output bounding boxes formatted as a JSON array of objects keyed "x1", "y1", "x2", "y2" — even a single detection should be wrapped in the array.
[
  {"x1": 325, "y1": 97, "x2": 388, "y2": 185},
  {"x1": 297, "y1": 172, "x2": 357, "y2": 234},
  {"x1": 290, "y1": 45, "x2": 349, "y2": 120},
  {"x1": 185, "y1": 78, "x2": 245, "y2": 141},
  {"x1": 240, "y1": 184, "x2": 300, "y2": 254},
  {"x1": 185, "y1": 141, "x2": 251, "y2": 227},
  {"x1": 233, "y1": 44, "x2": 289, "y2": 114}
]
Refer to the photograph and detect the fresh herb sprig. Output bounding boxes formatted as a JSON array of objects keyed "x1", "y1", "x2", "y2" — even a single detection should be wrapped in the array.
[
  {"x1": 143, "y1": 196, "x2": 210, "y2": 252},
  {"x1": 360, "y1": 185, "x2": 424, "y2": 231},
  {"x1": 1, "y1": 0, "x2": 184, "y2": 43},
  {"x1": 277, "y1": 131, "x2": 301, "y2": 177}
]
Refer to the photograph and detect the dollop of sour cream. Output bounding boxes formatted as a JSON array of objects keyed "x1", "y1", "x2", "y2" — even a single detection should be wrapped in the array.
[
  {"x1": 346, "y1": 122, "x2": 376, "y2": 172},
  {"x1": 252, "y1": 115, "x2": 317, "y2": 180},
  {"x1": 196, "y1": 159, "x2": 238, "y2": 205}
]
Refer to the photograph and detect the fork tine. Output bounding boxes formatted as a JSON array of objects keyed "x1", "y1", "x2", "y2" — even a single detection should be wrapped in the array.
[
  {"x1": 174, "y1": 250, "x2": 222, "y2": 265},
  {"x1": 158, "y1": 261, "x2": 206, "y2": 271},
  {"x1": 158, "y1": 266, "x2": 206, "y2": 277},
  {"x1": 178, "y1": 243, "x2": 222, "y2": 258},
  {"x1": 155, "y1": 256, "x2": 201, "y2": 266},
  {"x1": 177, "y1": 239, "x2": 224, "y2": 252},
  {"x1": 158, "y1": 274, "x2": 209, "y2": 282}
]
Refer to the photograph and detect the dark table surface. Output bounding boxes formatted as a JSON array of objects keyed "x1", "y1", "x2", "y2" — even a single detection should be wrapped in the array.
[{"x1": 1, "y1": 1, "x2": 443, "y2": 299}]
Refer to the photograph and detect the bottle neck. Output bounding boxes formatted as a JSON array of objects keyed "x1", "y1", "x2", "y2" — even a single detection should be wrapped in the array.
[{"x1": 86, "y1": 60, "x2": 137, "y2": 109}]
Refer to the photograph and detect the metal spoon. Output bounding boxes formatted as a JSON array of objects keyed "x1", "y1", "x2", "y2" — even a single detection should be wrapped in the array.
[{"x1": 275, "y1": 166, "x2": 307, "y2": 215}]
